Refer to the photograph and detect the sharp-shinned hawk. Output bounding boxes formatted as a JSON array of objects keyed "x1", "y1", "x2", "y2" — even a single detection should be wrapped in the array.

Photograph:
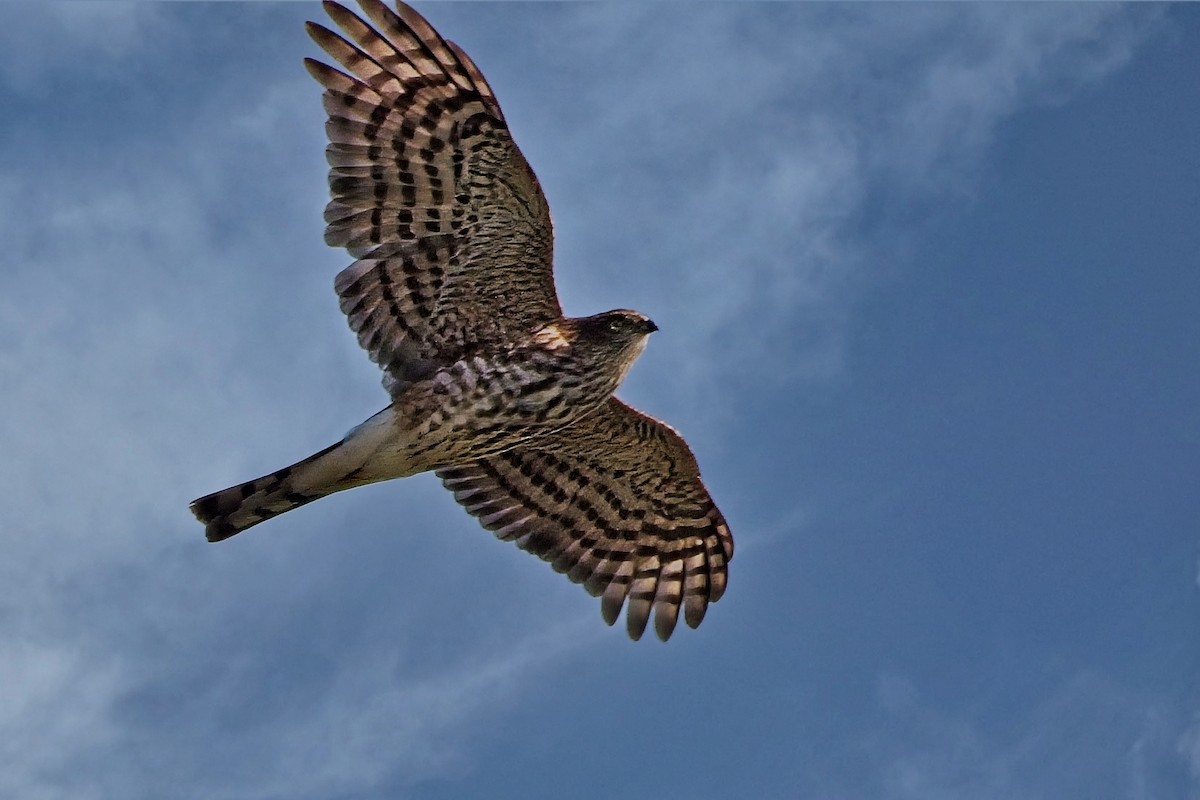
[{"x1": 191, "y1": 0, "x2": 733, "y2": 641}]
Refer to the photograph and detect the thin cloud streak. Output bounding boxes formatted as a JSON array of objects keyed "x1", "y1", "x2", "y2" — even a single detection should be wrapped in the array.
[
  {"x1": 855, "y1": 671, "x2": 1197, "y2": 800},
  {"x1": 0, "y1": 3, "x2": 164, "y2": 88}
]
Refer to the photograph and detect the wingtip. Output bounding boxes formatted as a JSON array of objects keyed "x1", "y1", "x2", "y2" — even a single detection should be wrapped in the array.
[
  {"x1": 305, "y1": 15, "x2": 345, "y2": 50},
  {"x1": 600, "y1": 581, "x2": 626, "y2": 627},
  {"x1": 625, "y1": 600, "x2": 651, "y2": 642},
  {"x1": 600, "y1": 599, "x2": 620, "y2": 628},
  {"x1": 302, "y1": 56, "x2": 327, "y2": 80},
  {"x1": 683, "y1": 594, "x2": 708, "y2": 629},
  {"x1": 653, "y1": 607, "x2": 679, "y2": 642}
]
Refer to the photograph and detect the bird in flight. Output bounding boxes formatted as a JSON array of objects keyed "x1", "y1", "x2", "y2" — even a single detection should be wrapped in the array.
[{"x1": 191, "y1": 0, "x2": 733, "y2": 641}]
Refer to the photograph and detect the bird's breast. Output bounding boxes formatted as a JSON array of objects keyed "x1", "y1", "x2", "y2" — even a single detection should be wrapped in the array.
[{"x1": 423, "y1": 351, "x2": 610, "y2": 429}]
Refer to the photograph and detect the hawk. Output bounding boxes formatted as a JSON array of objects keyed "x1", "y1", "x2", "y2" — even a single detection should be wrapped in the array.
[{"x1": 191, "y1": 0, "x2": 733, "y2": 641}]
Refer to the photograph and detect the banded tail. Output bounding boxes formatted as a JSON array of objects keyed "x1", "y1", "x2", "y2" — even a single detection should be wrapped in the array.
[
  {"x1": 192, "y1": 408, "x2": 411, "y2": 541},
  {"x1": 191, "y1": 441, "x2": 358, "y2": 542}
]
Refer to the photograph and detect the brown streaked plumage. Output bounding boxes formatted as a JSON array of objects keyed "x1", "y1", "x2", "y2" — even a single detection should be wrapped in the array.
[{"x1": 190, "y1": 0, "x2": 733, "y2": 641}]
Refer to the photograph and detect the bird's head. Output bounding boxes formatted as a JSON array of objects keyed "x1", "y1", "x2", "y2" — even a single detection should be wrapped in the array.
[
  {"x1": 577, "y1": 309, "x2": 658, "y2": 347},
  {"x1": 571, "y1": 309, "x2": 658, "y2": 384}
]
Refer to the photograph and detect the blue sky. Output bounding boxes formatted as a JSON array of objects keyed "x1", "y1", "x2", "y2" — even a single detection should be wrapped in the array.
[{"x1": 1, "y1": 2, "x2": 1197, "y2": 798}]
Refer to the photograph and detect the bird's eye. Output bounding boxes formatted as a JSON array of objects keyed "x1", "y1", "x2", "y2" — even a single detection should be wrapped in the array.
[{"x1": 609, "y1": 319, "x2": 623, "y2": 333}]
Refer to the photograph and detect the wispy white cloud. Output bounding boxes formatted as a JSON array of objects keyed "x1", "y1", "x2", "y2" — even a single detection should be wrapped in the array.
[
  {"x1": 1177, "y1": 715, "x2": 1200, "y2": 800},
  {"x1": 503, "y1": 4, "x2": 1162, "y2": 420},
  {"x1": 0, "y1": 3, "x2": 165, "y2": 89},
  {"x1": 0, "y1": 152, "x2": 597, "y2": 797},
  {"x1": 0, "y1": 638, "x2": 120, "y2": 800},
  {"x1": 214, "y1": 620, "x2": 593, "y2": 799},
  {"x1": 854, "y1": 670, "x2": 1196, "y2": 800}
]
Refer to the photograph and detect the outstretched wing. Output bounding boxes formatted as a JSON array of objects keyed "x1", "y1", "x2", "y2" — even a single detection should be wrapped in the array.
[
  {"x1": 437, "y1": 399, "x2": 734, "y2": 641},
  {"x1": 306, "y1": 0, "x2": 561, "y2": 393}
]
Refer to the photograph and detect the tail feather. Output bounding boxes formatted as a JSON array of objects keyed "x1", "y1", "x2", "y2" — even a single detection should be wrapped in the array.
[
  {"x1": 193, "y1": 407, "x2": 415, "y2": 542},
  {"x1": 191, "y1": 441, "x2": 352, "y2": 542}
]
